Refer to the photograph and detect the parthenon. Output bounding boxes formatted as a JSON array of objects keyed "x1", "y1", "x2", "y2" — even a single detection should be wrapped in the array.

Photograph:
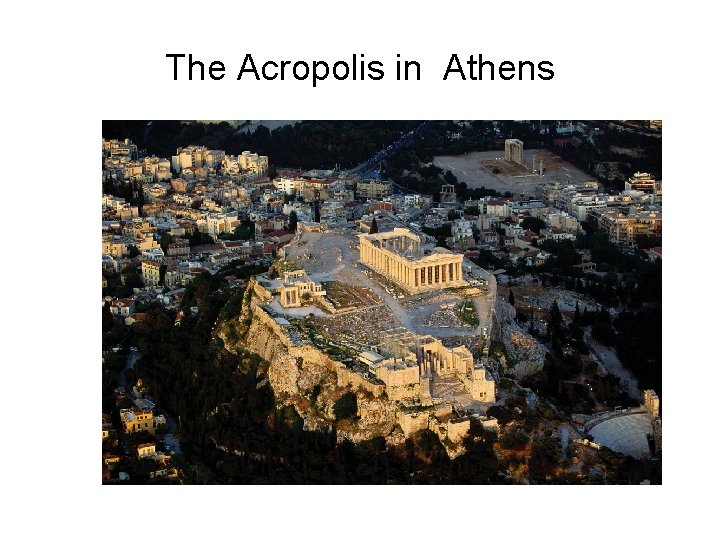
[{"x1": 358, "y1": 228, "x2": 465, "y2": 294}]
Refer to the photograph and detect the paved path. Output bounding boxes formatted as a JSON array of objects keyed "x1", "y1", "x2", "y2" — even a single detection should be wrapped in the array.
[
  {"x1": 118, "y1": 350, "x2": 139, "y2": 389},
  {"x1": 585, "y1": 330, "x2": 642, "y2": 402}
]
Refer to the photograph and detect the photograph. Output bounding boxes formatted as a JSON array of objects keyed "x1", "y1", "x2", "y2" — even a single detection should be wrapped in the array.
[{"x1": 101, "y1": 120, "x2": 662, "y2": 484}]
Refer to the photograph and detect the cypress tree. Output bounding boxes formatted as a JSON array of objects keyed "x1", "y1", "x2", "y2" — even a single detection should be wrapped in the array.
[{"x1": 370, "y1": 217, "x2": 378, "y2": 234}]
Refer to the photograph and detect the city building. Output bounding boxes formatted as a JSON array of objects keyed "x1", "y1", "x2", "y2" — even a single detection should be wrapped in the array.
[
  {"x1": 109, "y1": 298, "x2": 135, "y2": 317},
  {"x1": 221, "y1": 151, "x2": 269, "y2": 176},
  {"x1": 102, "y1": 138, "x2": 139, "y2": 159},
  {"x1": 625, "y1": 172, "x2": 657, "y2": 194},
  {"x1": 172, "y1": 145, "x2": 226, "y2": 173},
  {"x1": 141, "y1": 260, "x2": 162, "y2": 286},
  {"x1": 356, "y1": 179, "x2": 391, "y2": 199},
  {"x1": 593, "y1": 208, "x2": 662, "y2": 246},
  {"x1": 167, "y1": 238, "x2": 190, "y2": 257},
  {"x1": 119, "y1": 408, "x2": 166, "y2": 435}
]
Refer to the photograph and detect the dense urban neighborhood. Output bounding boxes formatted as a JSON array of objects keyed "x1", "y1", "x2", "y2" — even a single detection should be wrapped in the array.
[{"x1": 102, "y1": 120, "x2": 661, "y2": 484}]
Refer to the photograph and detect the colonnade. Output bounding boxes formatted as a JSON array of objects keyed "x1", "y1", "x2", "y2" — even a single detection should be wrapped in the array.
[{"x1": 359, "y1": 236, "x2": 464, "y2": 292}]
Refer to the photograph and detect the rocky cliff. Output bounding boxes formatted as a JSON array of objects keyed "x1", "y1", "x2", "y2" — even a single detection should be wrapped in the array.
[
  {"x1": 217, "y1": 280, "x2": 401, "y2": 445},
  {"x1": 494, "y1": 298, "x2": 546, "y2": 379}
]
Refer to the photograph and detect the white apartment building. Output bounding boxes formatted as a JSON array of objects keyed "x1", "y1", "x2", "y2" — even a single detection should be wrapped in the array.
[
  {"x1": 171, "y1": 146, "x2": 226, "y2": 173},
  {"x1": 544, "y1": 210, "x2": 580, "y2": 232},
  {"x1": 273, "y1": 176, "x2": 305, "y2": 194},
  {"x1": 451, "y1": 218, "x2": 474, "y2": 242},
  {"x1": 143, "y1": 156, "x2": 172, "y2": 178},
  {"x1": 221, "y1": 151, "x2": 269, "y2": 176},
  {"x1": 103, "y1": 138, "x2": 138, "y2": 159}
]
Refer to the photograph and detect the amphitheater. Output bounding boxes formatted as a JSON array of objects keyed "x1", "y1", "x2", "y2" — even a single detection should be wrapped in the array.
[{"x1": 588, "y1": 412, "x2": 653, "y2": 459}]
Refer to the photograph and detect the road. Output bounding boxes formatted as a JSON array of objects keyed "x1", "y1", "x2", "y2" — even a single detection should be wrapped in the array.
[
  {"x1": 350, "y1": 121, "x2": 430, "y2": 178},
  {"x1": 118, "y1": 349, "x2": 139, "y2": 389}
]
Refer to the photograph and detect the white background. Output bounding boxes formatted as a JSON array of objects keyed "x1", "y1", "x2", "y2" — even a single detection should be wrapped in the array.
[{"x1": 2, "y1": 0, "x2": 717, "y2": 538}]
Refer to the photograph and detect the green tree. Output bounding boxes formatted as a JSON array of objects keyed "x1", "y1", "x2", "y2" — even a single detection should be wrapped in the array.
[
  {"x1": 370, "y1": 217, "x2": 378, "y2": 234},
  {"x1": 529, "y1": 435, "x2": 562, "y2": 480},
  {"x1": 508, "y1": 289, "x2": 515, "y2": 306},
  {"x1": 186, "y1": 228, "x2": 214, "y2": 246},
  {"x1": 160, "y1": 231, "x2": 173, "y2": 254},
  {"x1": 549, "y1": 300, "x2": 563, "y2": 332},
  {"x1": 102, "y1": 301, "x2": 114, "y2": 332},
  {"x1": 500, "y1": 429, "x2": 529, "y2": 450},
  {"x1": 288, "y1": 211, "x2": 298, "y2": 233},
  {"x1": 520, "y1": 216, "x2": 546, "y2": 235},
  {"x1": 592, "y1": 307, "x2": 616, "y2": 345},
  {"x1": 121, "y1": 267, "x2": 143, "y2": 289}
]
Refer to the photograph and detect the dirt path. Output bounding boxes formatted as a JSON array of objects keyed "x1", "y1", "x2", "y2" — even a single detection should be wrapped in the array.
[{"x1": 585, "y1": 331, "x2": 642, "y2": 402}]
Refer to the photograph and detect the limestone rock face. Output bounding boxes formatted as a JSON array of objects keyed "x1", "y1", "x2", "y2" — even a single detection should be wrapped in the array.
[
  {"x1": 504, "y1": 323, "x2": 546, "y2": 379},
  {"x1": 494, "y1": 298, "x2": 546, "y2": 379},
  {"x1": 226, "y1": 293, "x2": 400, "y2": 445},
  {"x1": 339, "y1": 393, "x2": 397, "y2": 443}
]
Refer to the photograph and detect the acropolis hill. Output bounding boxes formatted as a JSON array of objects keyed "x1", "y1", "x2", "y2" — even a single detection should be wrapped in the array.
[{"x1": 223, "y1": 225, "x2": 502, "y2": 447}]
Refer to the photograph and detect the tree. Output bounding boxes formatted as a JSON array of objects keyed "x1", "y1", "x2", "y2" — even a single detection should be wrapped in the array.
[
  {"x1": 549, "y1": 300, "x2": 563, "y2": 331},
  {"x1": 313, "y1": 201, "x2": 321, "y2": 223},
  {"x1": 529, "y1": 309, "x2": 536, "y2": 335},
  {"x1": 592, "y1": 307, "x2": 616, "y2": 345},
  {"x1": 520, "y1": 217, "x2": 546, "y2": 235},
  {"x1": 500, "y1": 429, "x2": 529, "y2": 450},
  {"x1": 288, "y1": 210, "x2": 298, "y2": 233},
  {"x1": 102, "y1": 177, "x2": 115, "y2": 196},
  {"x1": 508, "y1": 289, "x2": 515, "y2": 306},
  {"x1": 186, "y1": 228, "x2": 214, "y2": 246},
  {"x1": 102, "y1": 301, "x2": 114, "y2": 332},
  {"x1": 225, "y1": 224, "x2": 253, "y2": 241},
  {"x1": 160, "y1": 231, "x2": 173, "y2": 254},
  {"x1": 529, "y1": 436, "x2": 562, "y2": 480},
  {"x1": 370, "y1": 217, "x2": 378, "y2": 234},
  {"x1": 126, "y1": 245, "x2": 140, "y2": 259},
  {"x1": 121, "y1": 267, "x2": 143, "y2": 289},
  {"x1": 159, "y1": 264, "x2": 167, "y2": 286}
]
